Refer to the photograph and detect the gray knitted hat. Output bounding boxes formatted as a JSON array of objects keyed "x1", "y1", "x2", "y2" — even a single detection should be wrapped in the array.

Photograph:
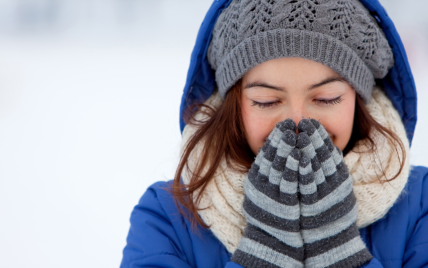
[{"x1": 207, "y1": 0, "x2": 394, "y2": 102}]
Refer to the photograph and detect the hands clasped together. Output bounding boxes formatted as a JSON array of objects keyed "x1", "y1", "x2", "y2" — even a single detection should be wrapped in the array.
[{"x1": 231, "y1": 119, "x2": 373, "y2": 268}]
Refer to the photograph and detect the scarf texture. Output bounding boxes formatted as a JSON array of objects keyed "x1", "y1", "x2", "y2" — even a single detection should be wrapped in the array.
[{"x1": 180, "y1": 87, "x2": 410, "y2": 253}]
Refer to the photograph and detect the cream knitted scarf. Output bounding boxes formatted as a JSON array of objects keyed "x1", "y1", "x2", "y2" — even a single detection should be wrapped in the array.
[{"x1": 180, "y1": 87, "x2": 410, "y2": 253}]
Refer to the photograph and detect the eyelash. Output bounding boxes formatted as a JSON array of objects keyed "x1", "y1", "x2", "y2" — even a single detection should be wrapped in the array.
[
  {"x1": 315, "y1": 96, "x2": 343, "y2": 105},
  {"x1": 251, "y1": 96, "x2": 343, "y2": 109},
  {"x1": 251, "y1": 101, "x2": 280, "y2": 109}
]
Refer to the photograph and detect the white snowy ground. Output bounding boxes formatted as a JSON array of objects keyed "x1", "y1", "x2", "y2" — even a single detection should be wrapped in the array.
[{"x1": 0, "y1": 0, "x2": 427, "y2": 267}]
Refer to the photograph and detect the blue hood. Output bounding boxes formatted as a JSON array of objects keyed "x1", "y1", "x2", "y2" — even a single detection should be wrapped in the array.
[{"x1": 179, "y1": 0, "x2": 417, "y2": 146}]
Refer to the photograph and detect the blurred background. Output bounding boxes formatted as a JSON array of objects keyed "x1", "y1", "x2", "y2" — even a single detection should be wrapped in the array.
[{"x1": 0, "y1": 0, "x2": 427, "y2": 267}]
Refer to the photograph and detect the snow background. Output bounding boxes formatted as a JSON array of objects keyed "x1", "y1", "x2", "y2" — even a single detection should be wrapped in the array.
[{"x1": 0, "y1": 0, "x2": 426, "y2": 267}]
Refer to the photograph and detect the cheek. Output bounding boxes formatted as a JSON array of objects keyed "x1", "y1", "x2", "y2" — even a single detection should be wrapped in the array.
[
  {"x1": 242, "y1": 105, "x2": 278, "y2": 154},
  {"x1": 322, "y1": 103, "x2": 355, "y2": 151}
]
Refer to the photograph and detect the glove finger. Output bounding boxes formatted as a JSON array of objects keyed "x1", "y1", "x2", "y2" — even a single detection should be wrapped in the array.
[
  {"x1": 245, "y1": 140, "x2": 300, "y2": 221},
  {"x1": 298, "y1": 156, "x2": 318, "y2": 205},
  {"x1": 254, "y1": 122, "x2": 285, "y2": 168},
  {"x1": 280, "y1": 148, "x2": 301, "y2": 199},
  {"x1": 244, "y1": 120, "x2": 300, "y2": 235},
  {"x1": 298, "y1": 153, "x2": 356, "y2": 227},
  {"x1": 254, "y1": 119, "x2": 297, "y2": 174},
  {"x1": 298, "y1": 119, "x2": 337, "y2": 178},
  {"x1": 246, "y1": 147, "x2": 301, "y2": 210},
  {"x1": 265, "y1": 119, "x2": 296, "y2": 151},
  {"x1": 256, "y1": 117, "x2": 293, "y2": 161},
  {"x1": 270, "y1": 130, "x2": 297, "y2": 185},
  {"x1": 241, "y1": 147, "x2": 304, "y2": 259},
  {"x1": 296, "y1": 132, "x2": 326, "y2": 185},
  {"x1": 276, "y1": 118, "x2": 297, "y2": 133},
  {"x1": 331, "y1": 145, "x2": 344, "y2": 166},
  {"x1": 309, "y1": 119, "x2": 335, "y2": 153},
  {"x1": 304, "y1": 120, "x2": 351, "y2": 191},
  {"x1": 250, "y1": 130, "x2": 297, "y2": 200},
  {"x1": 297, "y1": 120, "x2": 353, "y2": 217},
  {"x1": 258, "y1": 144, "x2": 277, "y2": 178},
  {"x1": 310, "y1": 120, "x2": 351, "y2": 186},
  {"x1": 296, "y1": 126, "x2": 371, "y2": 268},
  {"x1": 297, "y1": 132, "x2": 350, "y2": 209},
  {"x1": 243, "y1": 147, "x2": 301, "y2": 232},
  {"x1": 331, "y1": 145, "x2": 352, "y2": 180},
  {"x1": 297, "y1": 118, "x2": 317, "y2": 137}
]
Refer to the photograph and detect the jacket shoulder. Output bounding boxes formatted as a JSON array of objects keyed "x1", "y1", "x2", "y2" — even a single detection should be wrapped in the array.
[
  {"x1": 360, "y1": 166, "x2": 428, "y2": 267},
  {"x1": 409, "y1": 165, "x2": 428, "y2": 180},
  {"x1": 402, "y1": 166, "x2": 428, "y2": 267},
  {"x1": 406, "y1": 165, "x2": 428, "y2": 207},
  {"x1": 140, "y1": 180, "x2": 175, "y2": 209},
  {"x1": 393, "y1": 165, "x2": 428, "y2": 231},
  {"x1": 120, "y1": 180, "x2": 194, "y2": 268},
  {"x1": 132, "y1": 181, "x2": 181, "y2": 227},
  {"x1": 120, "y1": 181, "x2": 232, "y2": 268},
  {"x1": 407, "y1": 164, "x2": 428, "y2": 216}
]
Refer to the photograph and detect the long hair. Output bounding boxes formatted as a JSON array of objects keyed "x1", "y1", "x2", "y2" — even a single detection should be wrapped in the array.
[{"x1": 171, "y1": 81, "x2": 406, "y2": 228}]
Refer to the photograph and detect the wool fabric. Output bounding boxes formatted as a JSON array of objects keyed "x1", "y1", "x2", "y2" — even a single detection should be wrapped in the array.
[
  {"x1": 296, "y1": 119, "x2": 373, "y2": 267},
  {"x1": 180, "y1": 86, "x2": 409, "y2": 253},
  {"x1": 231, "y1": 121, "x2": 305, "y2": 267},
  {"x1": 207, "y1": 0, "x2": 394, "y2": 103}
]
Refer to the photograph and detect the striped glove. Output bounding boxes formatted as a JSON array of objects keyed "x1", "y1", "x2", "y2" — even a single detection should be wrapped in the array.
[
  {"x1": 231, "y1": 119, "x2": 304, "y2": 268},
  {"x1": 296, "y1": 118, "x2": 373, "y2": 268}
]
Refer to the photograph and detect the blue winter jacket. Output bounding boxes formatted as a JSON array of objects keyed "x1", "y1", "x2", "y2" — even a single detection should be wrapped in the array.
[{"x1": 121, "y1": 0, "x2": 428, "y2": 267}]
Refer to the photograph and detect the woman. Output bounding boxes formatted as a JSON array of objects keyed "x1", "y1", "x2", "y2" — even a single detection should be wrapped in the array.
[{"x1": 121, "y1": 0, "x2": 428, "y2": 267}]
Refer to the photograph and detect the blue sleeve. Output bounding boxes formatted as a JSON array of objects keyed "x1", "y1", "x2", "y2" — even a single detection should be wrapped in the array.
[
  {"x1": 403, "y1": 168, "x2": 428, "y2": 268},
  {"x1": 225, "y1": 262, "x2": 243, "y2": 268},
  {"x1": 362, "y1": 258, "x2": 384, "y2": 267},
  {"x1": 120, "y1": 182, "x2": 194, "y2": 268},
  {"x1": 120, "y1": 181, "x2": 233, "y2": 268}
]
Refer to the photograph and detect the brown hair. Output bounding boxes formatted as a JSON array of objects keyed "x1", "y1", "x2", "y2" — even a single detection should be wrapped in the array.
[{"x1": 171, "y1": 81, "x2": 406, "y2": 228}]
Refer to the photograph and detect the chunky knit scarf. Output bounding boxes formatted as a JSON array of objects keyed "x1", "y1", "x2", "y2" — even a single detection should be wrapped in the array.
[{"x1": 180, "y1": 87, "x2": 410, "y2": 253}]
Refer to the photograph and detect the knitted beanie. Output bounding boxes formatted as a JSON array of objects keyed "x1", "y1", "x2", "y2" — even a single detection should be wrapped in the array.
[{"x1": 207, "y1": 0, "x2": 394, "y2": 102}]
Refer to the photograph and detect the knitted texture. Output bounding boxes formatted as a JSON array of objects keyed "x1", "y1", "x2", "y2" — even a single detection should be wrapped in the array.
[
  {"x1": 231, "y1": 120, "x2": 304, "y2": 268},
  {"x1": 180, "y1": 86, "x2": 409, "y2": 253},
  {"x1": 296, "y1": 119, "x2": 373, "y2": 267},
  {"x1": 345, "y1": 88, "x2": 410, "y2": 228},
  {"x1": 181, "y1": 93, "x2": 246, "y2": 253},
  {"x1": 207, "y1": 0, "x2": 394, "y2": 102}
]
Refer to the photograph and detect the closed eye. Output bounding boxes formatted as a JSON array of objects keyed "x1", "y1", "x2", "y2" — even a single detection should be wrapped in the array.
[
  {"x1": 251, "y1": 100, "x2": 281, "y2": 109},
  {"x1": 314, "y1": 96, "x2": 343, "y2": 106}
]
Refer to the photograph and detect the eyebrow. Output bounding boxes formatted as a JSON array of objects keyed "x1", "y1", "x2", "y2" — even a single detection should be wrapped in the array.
[
  {"x1": 244, "y1": 81, "x2": 284, "y2": 91},
  {"x1": 243, "y1": 76, "x2": 346, "y2": 91},
  {"x1": 308, "y1": 76, "x2": 346, "y2": 90}
]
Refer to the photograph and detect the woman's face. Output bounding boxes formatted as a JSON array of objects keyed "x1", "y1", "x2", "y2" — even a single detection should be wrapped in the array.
[{"x1": 241, "y1": 57, "x2": 356, "y2": 155}]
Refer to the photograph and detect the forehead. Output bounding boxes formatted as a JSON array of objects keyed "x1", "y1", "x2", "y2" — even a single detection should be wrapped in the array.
[{"x1": 243, "y1": 57, "x2": 340, "y2": 84}]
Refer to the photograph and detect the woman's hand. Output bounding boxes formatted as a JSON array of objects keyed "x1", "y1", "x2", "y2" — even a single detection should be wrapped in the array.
[
  {"x1": 231, "y1": 119, "x2": 305, "y2": 268},
  {"x1": 296, "y1": 118, "x2": 373, "y2": 268}
]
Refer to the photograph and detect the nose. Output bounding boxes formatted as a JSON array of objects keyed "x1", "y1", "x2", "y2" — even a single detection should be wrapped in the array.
[{"x1": 284, "y1": 104, "x2": 309, "y2": 133}]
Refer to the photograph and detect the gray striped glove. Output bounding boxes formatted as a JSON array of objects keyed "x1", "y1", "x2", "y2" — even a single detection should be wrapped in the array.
[
  {"x1": 296, "y1": 118, "x2": 373, "y2": 268},
  {"x1": 231, "y1": 119, "x2": 304, "y2": 268}
]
